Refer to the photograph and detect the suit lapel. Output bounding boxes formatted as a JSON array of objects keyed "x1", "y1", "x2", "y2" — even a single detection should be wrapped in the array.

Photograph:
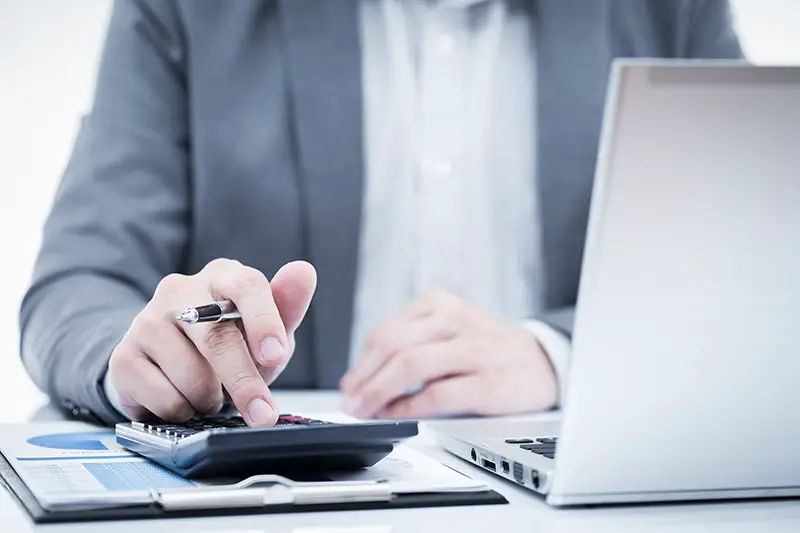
[
  {"x1": 279, "y1": 0, "x2": 363, "y2": 387},
  {"x1": 276, "y1": 0, "x2": 614, "y2": 383},
  {"x1": 534, "y1": 0, "x2": 613, "y2": 305}
]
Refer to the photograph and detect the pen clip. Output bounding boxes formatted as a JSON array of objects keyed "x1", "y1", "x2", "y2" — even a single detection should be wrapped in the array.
[{"x1": 153, "y1": 475, "x2": 393, "y2": 511}]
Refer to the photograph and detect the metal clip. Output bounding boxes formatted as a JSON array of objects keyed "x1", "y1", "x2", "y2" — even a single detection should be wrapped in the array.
[{"x1": 154, "y1": 475, "x2": 392, "y2": 511}]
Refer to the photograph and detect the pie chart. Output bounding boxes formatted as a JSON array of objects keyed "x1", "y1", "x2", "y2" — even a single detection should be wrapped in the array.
[{"x1": 26, "y1": 432, "x2": 113, "y2": 451}]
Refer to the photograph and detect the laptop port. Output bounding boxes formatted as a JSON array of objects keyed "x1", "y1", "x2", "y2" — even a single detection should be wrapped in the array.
[
  {"x1": 513, "y1": 462, "x2": 524, "y2": 484},
  {"x1": 481, "y1": 459, "x2": 497, "y2": 471},
  {"x1": 531, "y1": 469, "x2": 541, "y2": 489},
  {"x1": 501, "y1": 460, "x2": 510, "y2": 473},
  {"x1": 470, "y1": 448, "x2": 477, "y2": 462}
]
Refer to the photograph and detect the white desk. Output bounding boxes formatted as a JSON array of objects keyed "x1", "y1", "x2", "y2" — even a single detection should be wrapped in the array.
[{"x1": 3, "y1": 391, "x2": 799, "y2": 532}]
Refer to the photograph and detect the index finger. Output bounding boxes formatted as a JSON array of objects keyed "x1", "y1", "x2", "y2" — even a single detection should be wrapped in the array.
[
  {"x1": 202, "y1": 259, "x2": 289, "y2": 368},
  {"x1": 182, "y1": 316, "x2": 278, "y2": 427}
]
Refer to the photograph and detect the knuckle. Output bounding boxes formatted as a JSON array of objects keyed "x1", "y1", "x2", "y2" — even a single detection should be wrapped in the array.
[
  {"x1": 228, "y1": 369, "x2": 261, "y2": 395},
  {"x1": 155, "y1": 273, "x2": 187, "y2": 296},
  {"x1": 364, "y1": 329, "x2": 385, "y2": 354},
  {"x1": 163, "y1": 396, "x2": 191, "y2": 419},
  {"x1": 430, "y1": 313, "x2": 456, "y2": 338},
  {"x1": 419, "y1": 290, "x2": 437, "y2": 306},
  {"x1": 214, "y1": 266, "x2": 268, "y2": 299},
  {"x1": 185, "y1": 373, "x2": 220, "y2": 402},
  {"x1": 428, "y1": 288, "x2": 451, "y2": 304},
  {"x1": 206, "y1": 257, "x2": 236, "y2": 270},
  {"x1": 449, "y1": 299, "x2": 470, "y2": 319},
  {"x1": 200, "y1": 323, "x2": 243, "y2": 357},
  {"x1": 396, "y1": 352, "x2": 422, "y2": 382},
  {"x1": 203, "y1": 257, "x2": 240, "y2": 278},
  {"x1": 131, "y1": 309, "x2": 164, "y2": 336},
  {"x1": 367, "y1": 324, "x2": 402, "y2": 356},
  {"x1": 197, "y1": 257, "x2": 231, "y2": 279},
  {"x1": 233, "y1": 267, "x2": 267, "y2": 291},
  {"x1": 359, "y1": 384, "x2": 382, "y2": 408}
]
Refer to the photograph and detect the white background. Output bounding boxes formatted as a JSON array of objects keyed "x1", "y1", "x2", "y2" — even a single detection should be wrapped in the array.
[{"x1": 0, "y1": 1, "x2": 798, "y2": 422}]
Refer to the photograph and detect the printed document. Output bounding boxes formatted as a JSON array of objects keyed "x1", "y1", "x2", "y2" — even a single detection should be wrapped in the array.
[{"x1": 0, "y1": 417, "x2": 486, "y2": 510}]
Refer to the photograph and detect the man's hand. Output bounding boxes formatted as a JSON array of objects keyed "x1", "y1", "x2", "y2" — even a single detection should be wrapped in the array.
[
  {"x1": 339, "y1": 290, "x2": 558, "y2": 419},
  {"x1": 107, "y1": 259, "x2": 317, "y2": 426}
]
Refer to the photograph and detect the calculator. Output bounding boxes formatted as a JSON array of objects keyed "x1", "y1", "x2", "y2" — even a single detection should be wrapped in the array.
[{"x1": 116, "y1": 414, "x2": 418, "y2": 478}]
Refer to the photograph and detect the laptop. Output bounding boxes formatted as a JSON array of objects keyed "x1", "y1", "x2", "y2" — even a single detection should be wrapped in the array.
[{"x1": 438, "y1": 60, "x2": 800, "y2": 506}]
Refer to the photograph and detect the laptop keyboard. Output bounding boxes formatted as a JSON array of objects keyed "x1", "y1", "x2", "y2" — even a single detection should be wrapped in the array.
[{"x1": 505, "y1": 437, "x2": 558, "y2": 459}]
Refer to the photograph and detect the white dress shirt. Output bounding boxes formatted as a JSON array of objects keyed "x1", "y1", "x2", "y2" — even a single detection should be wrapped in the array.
[
  {"x1": 352, "y1": 0, "x2": 570, "y2": 400},
  {"x1": 106, "y1": 0, "x2": 571, "y2": 417}
]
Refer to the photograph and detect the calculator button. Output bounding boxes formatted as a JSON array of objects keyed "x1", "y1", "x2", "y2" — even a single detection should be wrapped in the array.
[{"x1": 144, "y1": 415, "x2": 335, "y2": 436}]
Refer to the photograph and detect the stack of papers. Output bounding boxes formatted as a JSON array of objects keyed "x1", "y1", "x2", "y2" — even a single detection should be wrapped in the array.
[{"x1": 0, "y1": 419, "x2": 488, "y2": 511}]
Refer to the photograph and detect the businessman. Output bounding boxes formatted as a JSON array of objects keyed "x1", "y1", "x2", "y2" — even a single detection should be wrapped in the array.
[{"x1": 20, "y1": 0, "x2": 743, "y2": 426}]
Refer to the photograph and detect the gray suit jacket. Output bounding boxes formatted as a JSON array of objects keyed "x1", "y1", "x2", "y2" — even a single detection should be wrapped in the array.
[{"x1": 19, "y1": 0, "x2": 743, "y2": 425}]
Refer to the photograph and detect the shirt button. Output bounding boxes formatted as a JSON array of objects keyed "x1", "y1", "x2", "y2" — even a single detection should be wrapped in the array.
[{"x1": 434, "y1": 33, "x2": 455, "y2": 57}]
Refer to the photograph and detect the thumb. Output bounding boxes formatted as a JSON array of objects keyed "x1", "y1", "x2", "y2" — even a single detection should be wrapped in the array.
[{"x1": 270, "y1": 260, "x2": 317, "y2": 333}]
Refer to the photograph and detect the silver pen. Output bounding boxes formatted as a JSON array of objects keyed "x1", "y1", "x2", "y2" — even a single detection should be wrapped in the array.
[{"x1": 175, "y1": 300, "x2": 241, "y2": 324}]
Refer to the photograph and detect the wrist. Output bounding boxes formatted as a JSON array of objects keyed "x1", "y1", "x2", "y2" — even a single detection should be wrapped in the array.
[{"x1": 521, "y1": 320, "x2": 572, "y2": 407}]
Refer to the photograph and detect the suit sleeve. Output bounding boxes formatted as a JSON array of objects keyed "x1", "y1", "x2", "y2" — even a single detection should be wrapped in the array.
[
  {"x1": 19, "y1": 0, "x2": 190, "y2": 425},
  {"x1": 684, "y1": 0, "x2": 746, "y2": 59}
]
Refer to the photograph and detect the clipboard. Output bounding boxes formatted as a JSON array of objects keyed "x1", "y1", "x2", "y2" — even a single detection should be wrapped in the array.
[{"x1": 0, "y1": 452, "x2": 506, "y2": 523}]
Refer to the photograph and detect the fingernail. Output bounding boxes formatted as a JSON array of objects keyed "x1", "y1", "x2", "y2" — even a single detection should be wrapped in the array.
[
  {"x1": 341, "y1": 395, "x2": 361, "y2": 416},
  {"x1": 247, "y1": 397, "x2": 274, "y2": 425},
  {"x1": 259, "y1": 337, "x2": 284, "y2": 364}
]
